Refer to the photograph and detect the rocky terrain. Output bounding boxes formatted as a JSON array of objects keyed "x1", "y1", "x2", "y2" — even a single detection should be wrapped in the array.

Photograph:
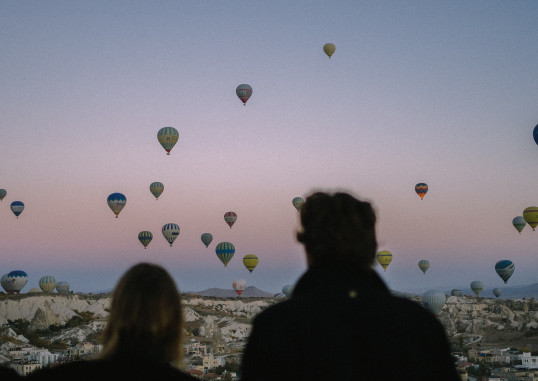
[{"x1": 1, "y1": 291, "x2": 537, "y2": 358}]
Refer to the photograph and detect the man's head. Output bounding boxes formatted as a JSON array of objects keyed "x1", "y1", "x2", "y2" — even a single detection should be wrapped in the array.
[{"x1": 296, "y1": 192, "x2": 377, "y2": 271}]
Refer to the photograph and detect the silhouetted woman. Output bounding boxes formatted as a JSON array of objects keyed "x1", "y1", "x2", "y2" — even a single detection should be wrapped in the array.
[{"x1": 29, "y1": 263, "x2": 196, "y2": 380}]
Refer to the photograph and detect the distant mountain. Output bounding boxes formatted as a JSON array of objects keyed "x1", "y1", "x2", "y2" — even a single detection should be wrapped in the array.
[{"x1": 189, "y1": 286, "x2": 276, "y2": 298}]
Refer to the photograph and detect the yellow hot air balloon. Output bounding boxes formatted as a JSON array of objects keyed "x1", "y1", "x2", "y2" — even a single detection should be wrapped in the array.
[
  {"x1": 323, "y1": 43, "x2": 335, "y2": 58},
  {"x1": 376, "y1": 250, "x2": 392, "y2": 271},
  {"x1": 243, "y1": 254, "x2": 259, "y2": 273},
  {"x1": 523, "y1": 206, "x2": 538, "y2": 231}
]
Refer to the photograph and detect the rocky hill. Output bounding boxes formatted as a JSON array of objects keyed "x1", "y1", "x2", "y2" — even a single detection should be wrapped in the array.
[{"x1": 1, "y1": 292, "x2": 537, "y2": 356}]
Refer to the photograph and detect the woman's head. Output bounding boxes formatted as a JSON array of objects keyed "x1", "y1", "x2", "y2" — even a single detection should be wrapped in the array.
[
  {"x1": 101, "y1": 263, "x2": 183, "y2": 365},
  {"x1": 296, "y1": 192, "x2": 377, "y2": 271}
]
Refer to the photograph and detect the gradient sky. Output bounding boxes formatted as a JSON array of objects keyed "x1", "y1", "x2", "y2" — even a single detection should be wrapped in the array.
[{"x1": 1, "y1": 1, "x2": 538, "y2": 295}]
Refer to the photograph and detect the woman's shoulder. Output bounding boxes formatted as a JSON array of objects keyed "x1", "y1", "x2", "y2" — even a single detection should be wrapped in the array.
[{"x1": 28, "y1": 359, "x2": 197, "y2": 380}]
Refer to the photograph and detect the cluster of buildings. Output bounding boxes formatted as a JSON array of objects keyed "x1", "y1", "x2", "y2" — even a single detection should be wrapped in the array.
[{"x1": 0, "y1": 341, "x2": 102, "y2": 376}]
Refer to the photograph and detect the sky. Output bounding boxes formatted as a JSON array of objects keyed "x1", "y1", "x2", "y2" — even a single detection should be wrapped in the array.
[{"x1": 1, "y1": 1, "x2": 538, "y2": 296}]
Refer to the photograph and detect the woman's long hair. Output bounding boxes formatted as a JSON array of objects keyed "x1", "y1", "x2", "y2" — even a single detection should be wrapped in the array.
[{"x1": 101, "y1": 263, "x2": 183, "y2": 366}]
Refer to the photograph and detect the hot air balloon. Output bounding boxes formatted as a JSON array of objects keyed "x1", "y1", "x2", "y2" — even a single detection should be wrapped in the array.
[
  {"x1": 493, "y1": 288, "x2": 502, "y2": 298},
  {"x1": 162, "y1": 223, "x2": 180, "y2": 247},
  {"x1": 138, "y1": 231, "x2": 153, "y2": 249},
  {"x1": 149, "y1": 182, "x2": 164, "y2": 200},
  {"x1": 56, "y1": 281, "x2": 70, "y2": 294},
  {"x1": 523, "y1": 207, "x2": 538, "y2": 231},
  {"x1": 1, "y1": 274, "x2": 9, "y2": 293},
  {"x1": 376, "y1": 250, "x2": 392, "y2": 271},
  {"x1": 201, "y1": 233, "x2": 213, "y2": 248},
  {"x1": 215, "y1": 242, "x2": 235, "y2": 266},
  {"x1": 236, "y1": 84, "x2": 252, "y2": 105},
  {"x1": 422, "y1": 290, "x2": 446, "y2": 316},
  {"x1": 0, "y1": 189, "x2": 6, "y2": 201},
  {"x1": 243, "y1": 254, "x2": 259, "y2": 273},
  {"x1": 39, "y1": 276, "x2": 57, "y2": 293},
  {"x1": 10, "y1": 201, "x2": 24, "y2": 218},
  {"x1": 470, "y1": 281, "x2": 483, "y2": 297},
  {"x1": 292, "y1": 197, "x2": 305, "y2": 211},
  {"x1": 323, "y1": 43, "x2": 335, "y2": 58},
  {"x1": 282, "y1": 285, "x2": 294, "y2": 297},
  {"x1": 513, "y1": 216, "x2": 526, "y2": 234},
  {"x1": 495, "y1": 260, "x2": 515, "y2": 283},
  {"x1": 533, "y1": 124, "x2": 538, "y2": 145},
  {"x1": 5, "y1": 270, "x2": 28, "y2": 294},
  {"x1": 107, "y1": 193, "x2": 126, "y2": 218},
  {"x1": 418, "y1": 260, "x2": 430, "y2": 274},
  {"x1": 450, "y1": 289, "x2": 463, "y2": 297},
  {"x1": 157, "y1": 127, "x2": 179, "y2": 155},
  {"x1": 224, "y1": 212, "x2": 237, "y2": 228},
  {"x1": 415, "y1": 183, "x2": 428, "y2": 200},
  {"x1": 233, "y1": 278, "x2": 247, "y2": 296}
]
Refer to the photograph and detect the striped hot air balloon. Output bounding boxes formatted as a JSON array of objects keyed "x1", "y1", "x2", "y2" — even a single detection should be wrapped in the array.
[
  {"x1": 138, "y1": 231, "x2": 153, "y2": 249},
  {"x1": 512, "y1": 216, "x2": 526, "y2": 234},
  {"x1": 149, "y1": 182, "x2": 164, "y2": 200},
  {"x1": 224, "y1": 212, "x2": 237, "y2": 228},
  {"x1": 10, "y1": 201, "x2": 24, "y2": 218},
  {"x1": 415, "y1": 183, "x2": 428, "y2": 200},
  {"x1": 5, "y1": 270, "x2": 28, "y2": 294},
  {"x1": 107, "y1": 193, "x2": 126, "y2": 218},
  {"x1": 215, "y1": 242, "x2": 235, "y2": 266},
  {"x1": 470, "y1": 281, "x2": 483, "y2": 297},
  {"x1": 56, "y1": 281, "x2": 70, "y2": 294},
  {"x1": 523, "y1": 206, "x2": 538, "y2": 231},
  {"x1": 422, "y1": 290, "x2": 446, "y2": 316},
  {"x1": 495, "y1": 260, "x2": 515, "y2": 283},
  {"x1": 157, "y1": 127, "x2": 179, "y2": 155},
  {"x1": 418, "y1": 260, "x2": 430, "y2": 274},
  {"x1": 236, "y1": 84, "x2": 252, "y2": 105},
  {"x1": 39, "y1": 276, "x2": 57, "y2": 293},
  {"x1": 162, "y1": 223, "x2": 180, "y2": 247}
]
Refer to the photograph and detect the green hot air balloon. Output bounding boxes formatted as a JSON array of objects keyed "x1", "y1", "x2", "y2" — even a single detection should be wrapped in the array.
[
  {"x1": 470, "y1": 281, "x2": 483, "y2": 297},
  {"x1": 418, "y1": 260, "x2": 430, "y2": 274},
  {"x1": 138, "y1": 231, "x2": 153, "y2": 249},
  {"x1": 201, "y1": 233, "x2": 213, "y2": 248},
  {"x1": 157, "y1": 127, "x2": 179, "y2": 155},
  {"x1": 513, "y1": 216, "x2": 526, "y2": 234},
  {"x1": 0, "y1": 189, "x2": 6, "y2": 201},
  {"x1": 323, "y1": 43, "x2": 335, "y2": 58},
  {"x1": 149, "y1": 182, "x2": 164, "y2": 200}
]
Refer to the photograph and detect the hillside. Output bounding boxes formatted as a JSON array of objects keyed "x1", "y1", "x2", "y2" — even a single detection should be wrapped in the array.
[{"x1": 1, "y1": 292, "x2": 537, "y2": 358}]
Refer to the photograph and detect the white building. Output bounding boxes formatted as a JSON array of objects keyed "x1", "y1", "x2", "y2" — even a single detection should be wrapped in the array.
[
  {"x1": 521, "y1": 352, "x2": 538, "y2": 369},
  {"x1": 203, "y1": 354, "x2": 225, "y2": 369},
  {"x1": 67, "y1": 342, "x2": 102, "y2": 357},
  {"x1": 11, "y1": 361, "x2": 42, "y2": 376},
  {"x1": 27, "y1": 348, "x2": 60, "y2": 365}
]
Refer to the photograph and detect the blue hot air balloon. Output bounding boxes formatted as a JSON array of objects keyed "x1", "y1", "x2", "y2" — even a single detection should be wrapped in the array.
[
  {"x1": 495, "y1": 260, "x2": 515, "y2": 283},
  {"x1": 5, "y1": 270, "x2": 28, "y2": 294},
  {"x1": 512, "y1": 216, "x2": 526, "y2": 234},
  {"x1": 162, "y1": 223, "x2": 180, "y2": 247},
  {"x1": 10, "y1": 201, "x2": 24, "y2": 218},
  {"x1": 533, "y1": 124, "x2": 538, "y2": 145},
  {"x1": 201, "y1": 233, "x2": 213, "y2": 248},
  {"x1": 107, "y1": 193, "x2": 126, "y2": 218},
  {"x1": 215, "y1": 242, "x2": 235, "y2": 266}
]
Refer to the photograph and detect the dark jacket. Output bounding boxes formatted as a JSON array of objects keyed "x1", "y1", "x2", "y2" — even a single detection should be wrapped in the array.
[
  {"x1": 0, "y1": 365, "x2": 20, "y2": 381},
  {"x1": 26, "y1": 356, "x2": 197, "y2": 381},
  {"x1": 241, "y1": 266, "x2": 460, "y2": 380}
]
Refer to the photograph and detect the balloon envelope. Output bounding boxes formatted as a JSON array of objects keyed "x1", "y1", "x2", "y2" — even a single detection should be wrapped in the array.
[
  {"x1": 415, "y1": 183, "x2": 428, "y2": 200},
  {"x1": 149, "y1": 182, "x2": 164, "y2": 200},
  {"x1": 5, "y1": 270, "x2": 28, "y2": 294},
  {"x1": 418, "y1": 260, "x2": 430, "y2": 274},
  {"x1": 495, "y1": 260, "x2": 515, "y2": 283},
  {"x1": 376, "y1": 250, "x2": 392, "y2": 271},
  {"x1": 157, "y1": 127, "x2": 179, "y2": 155},
  {"x1": 493, "y1": 288, "x2": 502, "y2": 298},
  {"x1": 201, "y1": 233, "x2": 213, "y2": 248},
  {"x1": 523, "y1": 207, "x2": 538, "y2": 231},
  {"x1": 512, "y1": 216, "x2": 526, "y2": 233},
  {"x1": 233, "y1": 278, "x2": 247, "y2": 296},
  {"x1": 323, "y1": 43, "x2": 335, "y2": 58},
  {"x1": 56, "y1": 281, "x2": 70, "y2": 294},
  {"x1": 138, "y1": 231, "x2": 153, "y2": 249},
  {"x1": 107, "y1": 193, "x2": 126, "y2": 218},
  {"x1": 0, "y1": 189, "x2": 6, "y2": 201},
  {"x1": 10, "y1": 201, "x2": 24, "y2": 218},
  {"x1": 292, "y1": 197, "x2": 305, "y2": 211},
  {"x1": 39, "y1": 276, "x2": 57, "y2": 293},
  {"x1": 422, "y1": 290, "x2": 446, "y2": 316},
  {"x1": 243, "y1": 254, "x2": 259, "y2": 273},
  {"x1": 215, "y1": 242, "x2": 235, "y2": 266},
  {"x1": 224, "y1": 212, "x2": 237, "y2": 228},
  {"x1": 282, "y1": 285, "x2": 294, "y2": 296},
  {"x1": 470, "y1": 281, "x2": 484, "y2": 297},
  {"x1": 162, "y1": 223, "x2": 180, "y2": 247},
  {"x1": 533, "y1": 124, "x2": 538, "y2": 145},
  {"x1": 236, "y1": 84, "x2": 253, "y2": 105}
]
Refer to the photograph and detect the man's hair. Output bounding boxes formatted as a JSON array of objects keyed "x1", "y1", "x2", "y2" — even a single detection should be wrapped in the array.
[
  {"x1": 101, "y1": 263, "x2": 183, "y2": 365},
  {"x1": 296, "y1": 192, "x2": 377, "y2": 270}
]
